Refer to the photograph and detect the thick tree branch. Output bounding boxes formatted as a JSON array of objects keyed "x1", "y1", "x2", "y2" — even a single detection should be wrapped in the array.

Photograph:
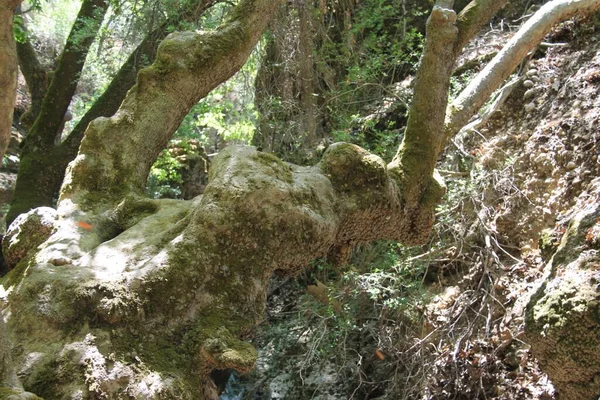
[
  {"x1": 6, "y1": 0, "x2": 108, "y2": 225},
  {"x1": 62, "y1": 0, "x2": 217, "y2": 154},
  {"x1": 63, "y1": 0, "x2": 281, "y2": 203},
  {"x1": 445, "y1": 0, "x2": 600, "y2": 141},
  {"x1": 7, "y1": 0, "x2": 217, "y2": 225},
  {"x1": 389, "y1": 3, "x2": 457, "y2": 207}
]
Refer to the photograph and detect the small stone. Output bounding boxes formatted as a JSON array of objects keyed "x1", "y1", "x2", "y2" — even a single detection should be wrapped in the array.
[
  {"x1": 566, "y1": 161, "x2": 577, "y2": 170},
  {"x1": 552, "y1": 80, "x2": 561, "y2": 91},
  {"x1": 130, "y1": 278, "x2": 142, "y2": 290},
  {"x1": 524, "y1": 89, "x2": 537, "y2": 100},
  {"x1": 524, "y1": 102, "x2": 536, "y2": 113},
  {"x1": 523, "y1": 80, "x2": 535, "y2": 88}
]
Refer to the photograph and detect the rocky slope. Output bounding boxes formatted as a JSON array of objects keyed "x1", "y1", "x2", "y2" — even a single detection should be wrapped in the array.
[{"x1": 219, "y1": 11, "x2": 600, "y2": 400}]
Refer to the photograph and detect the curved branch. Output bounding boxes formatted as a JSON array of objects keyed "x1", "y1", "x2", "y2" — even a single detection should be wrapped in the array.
[
  {"x1": 62, "y1": 0, "x2": 218, "y2": 155},
  {"x1": 6, "y1": 0, "x2": 217, "y2": 225},
  {"x1": 63, "y1": 0, "x2": 281, "y2": 204},
  {"x1": 445, "y1": 0, "x2": 600, "y2": 141}
]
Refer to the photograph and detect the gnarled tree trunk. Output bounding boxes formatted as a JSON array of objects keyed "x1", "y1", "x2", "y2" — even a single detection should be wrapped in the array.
[{"x1": 2, "y1": 0, "x2": 600, "y2": 398}]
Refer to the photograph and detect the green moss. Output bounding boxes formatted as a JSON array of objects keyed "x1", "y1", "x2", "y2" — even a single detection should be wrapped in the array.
[
  {"x1": 1, "y1": 257, "x2": 32, "y2": 289},
  {"x1": 252, "y1": 152, "x2": 293, "y2": 183},
  {"x1": 24, "y1": 356, "x2": 61, "y2": 399},
  {"x1": 0, "y1": 387, "x2": 43, "y2": 399},
  {"x1": 319, "y1": 143, "x2": 392, "y2": 212},
  {"x1": 0, "y1": 388, "x2": 21, "y2": 398},
  {"x1": 420, "y1": 170, "x2": 446, "y2": 208},
  {"x1": 189, "y1": 314, "x2": 257, "y2": 373},
  {"x1": 6, "y1": 149, "x2": 60, "y2": 225}
]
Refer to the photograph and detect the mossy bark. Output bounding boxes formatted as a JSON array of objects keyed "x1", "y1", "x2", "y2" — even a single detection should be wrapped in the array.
[
  {"x1": 7, "y1": 144, "x2": 70, "y2": 225},
  {"x1": 2, "y1": 143, "x2": 440, "y2": 398},
  {"x1": 3, "y1": 1, "x2": 597, "y2": 398},
  {"x1": 63, "y1": 0, "x2": 281, "y2": 202},
  {"x1": 390, "y1": 4, "x2": 458, "y2": 209},
  {"x1": 15, "y1": 34, "x2": 47, "y2": 130},
  {"x1": 25, "y1": 0, "x2": 109, "y2": 149}
]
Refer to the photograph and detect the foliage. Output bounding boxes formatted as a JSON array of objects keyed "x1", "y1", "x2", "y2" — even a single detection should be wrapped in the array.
[
  {"x1": 328, "y1": 0, "x2": 425, "y2": 112},
  {"x1": 170, "y1": 39, "x2": 262, "y2": 151},
  {"x1": 147, "y1": 147, "x2": 184, "y2": 199},
  {"x1": 260, "y1": 0, "x2": 426, "y2": 163},
  {"x1": 348, "y1": 0, "x2": 425, "y2": 85},
  {"x1": 246, "y1": 240, "x2": 433, "y2": 398}
]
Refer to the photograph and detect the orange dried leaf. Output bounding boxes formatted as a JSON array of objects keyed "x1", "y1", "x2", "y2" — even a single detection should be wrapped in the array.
[
  {"x1": 77, "y1": 221, "x2": 93, "y2": 231},
  {"x1": 375, "y1": 349, "x2": 385, "y2": 360}
]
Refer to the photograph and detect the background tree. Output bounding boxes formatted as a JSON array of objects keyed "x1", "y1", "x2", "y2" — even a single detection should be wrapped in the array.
[
  {"x1": 1, "y1": 0, "x2": 600, "y2": 398},
  {"x1": 0, "y1": 0, "x2": 23, "y2": 163},
  {"x1": 7, "y1": 0, "x2": 218, "y2": 224}
]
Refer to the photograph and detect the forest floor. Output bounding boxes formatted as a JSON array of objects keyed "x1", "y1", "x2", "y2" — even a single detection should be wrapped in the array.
[{"x1": 220, "y1": 12, "x2": 600, "y2": 400}]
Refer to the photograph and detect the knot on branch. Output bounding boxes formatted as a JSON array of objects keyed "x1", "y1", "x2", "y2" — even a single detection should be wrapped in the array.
[
  {"x1": 320, "y1": 143, "x2": 388, "y2": 195},
  {"x1": 431, "y1": 5, "x2": 457, "y2": 26}
]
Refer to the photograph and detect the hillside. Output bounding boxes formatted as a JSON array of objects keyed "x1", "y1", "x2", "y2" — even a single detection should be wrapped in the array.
[{"x1": 220, "y1": 12, "x2": 600, "y2": 400}]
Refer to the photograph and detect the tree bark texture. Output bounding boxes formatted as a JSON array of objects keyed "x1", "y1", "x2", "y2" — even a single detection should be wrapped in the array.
[
  {"x1": 62, "y1": 0, "x2": 282, "y2": 202},
  {"x1": 15, "y1": 36, "x2": 48, "y2": 130},
  {"x1": 3, "y1": 1, "x2": 600, "y2": 398},
  {"x1": 0, "y1": 0, "x2": 437, "y2": 396},
  {"x1": 0, "y1": 0, "x2": 21, "y2": 163},
  {"x1": 26, "y1": 0, "x2": 109, "y2": 150},
  {"x1": 390, "y1": 4, "x2": 458, "y2": 208},
  {"x1": 4, "y1": 141, "x2": 439, "y2": 398},
  {"x1": 389, "y1": 0, "x2": 514, "y2": 210}
]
